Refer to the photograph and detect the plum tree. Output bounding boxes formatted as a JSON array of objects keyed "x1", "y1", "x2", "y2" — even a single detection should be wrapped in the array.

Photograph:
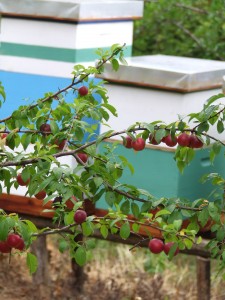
[{"x1": 0, "y1": 44, "x2": 225, "y2": 276}]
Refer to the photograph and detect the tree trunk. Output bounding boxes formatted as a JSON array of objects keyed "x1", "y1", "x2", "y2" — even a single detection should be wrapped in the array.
[
  {"x1": 31, "y1": 235, "x2": 50, "y2": 299},
  {"x1": 196, "y1": 256, "x2": 211, "y2": 300},
  {"x1": 71, "y1": 233, "x2": 87, "y2": 292}
]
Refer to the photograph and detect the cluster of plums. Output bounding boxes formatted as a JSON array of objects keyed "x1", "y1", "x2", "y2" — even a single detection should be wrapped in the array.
[
  {"x1": 123, "y1": 131, "x2": 203, "y2": 151},
  {"x1": 0, "y1": 233, "x2": 25, "y2": 253},
  {"x1": 148, "y1": 238, "x2": 179, "y2": 256},
  {"x1": 150, "y1": 131, "x2": 203, "y2": 148}
]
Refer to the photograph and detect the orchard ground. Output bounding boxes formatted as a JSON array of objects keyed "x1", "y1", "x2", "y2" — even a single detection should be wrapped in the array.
[{"x1": 0, "y1": 236, "x2": 225, "y2": 300}]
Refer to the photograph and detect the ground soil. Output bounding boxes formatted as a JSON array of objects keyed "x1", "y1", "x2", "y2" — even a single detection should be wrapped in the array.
[{"x1": 0, "y1": 237, "x2": 224, "y2": 300}]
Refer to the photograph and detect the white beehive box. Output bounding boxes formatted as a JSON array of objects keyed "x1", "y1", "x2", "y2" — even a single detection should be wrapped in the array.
[
  {"x1": 0, "y1": 0, "x2": 144, "y2": 77},
  {"x1": 98, "y1": 55, "x2": 225, "y2": 140}
]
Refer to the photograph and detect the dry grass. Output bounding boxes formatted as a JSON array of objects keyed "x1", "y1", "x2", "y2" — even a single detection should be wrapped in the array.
[{"x1": 0, "y1": 237, "x2": 225, "y2": 299}]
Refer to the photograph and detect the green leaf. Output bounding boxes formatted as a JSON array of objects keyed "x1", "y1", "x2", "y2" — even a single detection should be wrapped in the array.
[
  {"x1": 64, "y1": 211, "x2": 75, "y2": 225},
  {"x1": 111, "y1": 58, "x2": 120, "y2": 71},
  {"x1": 93, "y1": 177, "x2": 103, "y2": 188},
  {"x1": 168, "y1": 243, "x2": 179, "y2": 260},
  {"x1": 85, "y1": 239, "x2": 96, "y2": 250},
  {"x1": 0, "y1": 82, "x2": 6, "y2": 102},
  {"x1": 173, "y1": 219, "x2": 182, "y2": 231},
  {"x1": 216, "y1": 227, "x2": 225, "y2": 241},
  {"x1": 111, "y1": 43, "x2": 122, "y2": 53},
  {"x1": 96, "y1": 130, "x2": 114, "y2": 145},
  {"x1": 201, "y1": 105, "x2": 218, "y2": 122},
  {"x1": 58, "y1": 239, "x2": 69, "y2": 253},
  {"x1": 82, "y1": 222, "x2": 93, "y2": 236},
  {"x1": 204, "y1": 93, "x2": 225, "y2": 108},
  {"x1": 102, "y1": 103, "x2": 118, "y2": 117},
  {"x1": 120, "y1": 222, "x2": 130, "y2": 240},
  {"x1": 155, "y1": 209, "x2": 171, "y2": 218},
  {"x1": 74, "y1": 126, "x2": 84, "y2": 141},
  {"x1": 198, "y1": 208, "x2": 209, "y2": 227},
  {"x1": 197, "y1": 122, "x2": 209, "y2": 134},
  {"x1": 26, "y1": 252, "x2": 38, "y2": 274},
  {"x1": 50, "y1": 120, "x2": 59, "y2": 134},
  {"x1": 217, "y1": 120, "x2": 224, "y2": 133},
  {"x1": 177, "y1": 160, "x2": 186, "y2": 173},
  {"x1": 208, "y1": 202, "x2": 219, "y2": 220},
  {"x1": 0, "y1": 218, "x2": 9, "y2": 241},
  {"x1": 141, "y1": 201, "x2": 152, "y2": 213},
  {"x1": 178, "y1": 121, "x2": 186, "y2": 131},
  {"x1": 196, "y1": 236, "x2": 202, "y2": 245},
  {"x1": 212, "y1": 142, "x2": 222, "y2": 155},
  {"x1": 121, "y1": 200, "x2": 130, "y2": 214},
  {"x1": 119, "y1": 53, "x2": 128, "y2": 65},
  {"x1": 131, "y1": 202, "x2": 140, "y2": 218},
  {"x1": 132, "y1": 223, "x2": 140, "y2": 233},
  {"x1": 155, "y1": 128, "x2": 166, "y2": 143},
  {"x1": 100, "y1": 225, "x2": 108, "y2": 239},
  {"x1": 34, "y1": 176, "x2": 52, "y2": 193},
  {"x1": 181, "y1": 209, "x2": 194, "y2": 218},
  {"x1": 105, "y1": 191, "x2": 116, "y2": 207},
  {"x1": 144, "y1": 123, "x2": 155, "y2": 133},
  {"x1": 18, "y1": 220, "x2": 31, "y2": 241},
  {"x1": 209, "y1": 149, "x2": 216, "y2": 163},
  {"x1": 23, "y1": 220, "x2": 38, "y2": 234},
  {"x1": 74, "y1": 246, "x2": 86, "y2": 266},
  {"x1": 21, "y1": 134, "x2": 32, "y2": 150},
  {"x1": 21, "y1": 168, "x2": 30, "y2": 183},
  {"x1": 52, "y1": 167, "x2": 63, "y2": 180},
  {"x1": 118, "y1": 155, "x2": 135, "y2": 175},
  {"x1": 183, "y1": 238, "x2": 193, "y2": 249}
]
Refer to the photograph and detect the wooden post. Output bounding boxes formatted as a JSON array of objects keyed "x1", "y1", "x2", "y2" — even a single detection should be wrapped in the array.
[
  {"x1": 31, "y1": 235, "x2": 50, "y2": 299},
  {"x1": 71, "y1": 233, "x2": 87, "y2": 292},
  {"x1": 196, "y1": 256, "x2": 211, "y2": 300}
]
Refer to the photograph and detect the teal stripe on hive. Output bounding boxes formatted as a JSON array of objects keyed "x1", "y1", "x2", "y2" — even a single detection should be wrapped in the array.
[{"x1": 0, "y1": 42, "x2": 132, "y2": 62}]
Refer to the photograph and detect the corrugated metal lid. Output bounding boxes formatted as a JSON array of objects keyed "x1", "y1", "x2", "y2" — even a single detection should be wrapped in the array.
[
  {"x1": 98, "y1": 55, "x2": 225, "y2": 92},
  {"x1": 0, "y1": 0, "x2": 143, "y2": 21}
]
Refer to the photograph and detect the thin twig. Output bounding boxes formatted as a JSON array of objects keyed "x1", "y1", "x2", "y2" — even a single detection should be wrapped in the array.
[
  {"x1": 174, "y1": 3, "x2": 208, "y2": 14},
  {"x1": 171, "y1": 20, "x2": 203, "y2": 49}
]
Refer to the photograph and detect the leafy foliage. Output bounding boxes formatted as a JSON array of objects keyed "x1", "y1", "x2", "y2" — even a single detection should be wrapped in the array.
[
  {"x1": 0, "y1": 43, "x2": 225, "y2": 277},
  {"x1": 133, "y1": 0, "x2": 225, "y2": 60}
]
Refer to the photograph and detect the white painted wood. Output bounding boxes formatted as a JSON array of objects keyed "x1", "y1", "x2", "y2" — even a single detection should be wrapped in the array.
[
  {"x1": 101, "y1": 83, "x2": 225, "y2": 141},
  {"x1": 0, "y1": 56, "x2": 78, "y2": 77},
  {"x1": 99, "y1": 55, "x2": 225, "y2": 142},
  {"x1": 74, "y1": 21, "x2": 133, "y2": 49},
  {"x1": 1, "y1": 18, "x2": 133, "y2": 50},
  {"x1": 0, "y1": 0, "x2": 144, "y2": 20},
  {"x1": 1, "y1": 18, "x2": 77, "y2": 48}
]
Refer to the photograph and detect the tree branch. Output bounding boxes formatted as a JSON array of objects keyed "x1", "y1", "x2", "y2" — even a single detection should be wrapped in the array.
[
  {"x1": 171, "y1": 20, "x2": 203, "y2": 49},
  {"x1": 174, "y1": 3, "x2": 208, "y2": 14},
  {"x1": 0, "y1": 44, "x2": 126, "y2": 124}
]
